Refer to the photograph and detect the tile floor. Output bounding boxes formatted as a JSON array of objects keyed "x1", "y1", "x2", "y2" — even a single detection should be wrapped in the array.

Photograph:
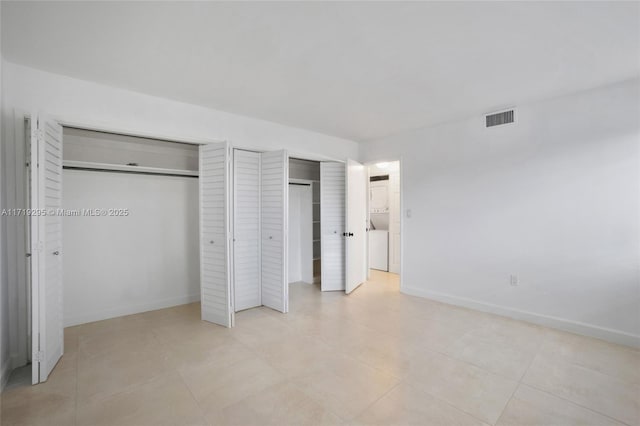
[{"x1": 1, "y1": 270, "x2": 639, "y2": 425}]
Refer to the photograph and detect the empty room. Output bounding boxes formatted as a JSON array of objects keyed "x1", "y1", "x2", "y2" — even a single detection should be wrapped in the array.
[{"x1": 0, "y1": 1, "x2": 639, "y2": 425}]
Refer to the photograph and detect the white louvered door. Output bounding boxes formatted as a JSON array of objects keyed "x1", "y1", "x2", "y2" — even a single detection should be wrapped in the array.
[
  {"x1": 320, "y1": 162, "x2": 345, "y2": 291},
  {"x1": 260, "y1": 150, "x2": 288, "y2": 313},
  {"x1": 233, "y1": 149, "x2": 261, "y2": 311},
  {"x1": 200, "y1": 142, "x2": 233, "y2": 327},
  {"x1": 30, "y1": 114, "x2": 64, "y2": 384}
]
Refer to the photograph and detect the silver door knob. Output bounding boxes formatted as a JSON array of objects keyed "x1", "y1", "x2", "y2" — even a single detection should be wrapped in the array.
[
  {"x1": 209, "y1": 240, "x2": 214, "y2": 244},
  {"x1": 53, "y1": 251, "x2": 60, "y2": 255}
]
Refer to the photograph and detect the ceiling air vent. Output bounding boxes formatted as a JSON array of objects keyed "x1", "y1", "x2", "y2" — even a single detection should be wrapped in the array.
[{"x1": 485, "y1": 109, "x2": 515, "y2": 128}]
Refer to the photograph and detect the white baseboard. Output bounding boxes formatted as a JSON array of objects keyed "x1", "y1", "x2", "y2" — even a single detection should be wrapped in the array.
[
  {"x1": 0, "y1": 356, "x2": 11, "y2": 392},
  {"x1": 402, "y1": 286, "x2": 640, "y2": 348},
  {"x1": 64, "y1": 294, "x2": 201, "y2": 327}
]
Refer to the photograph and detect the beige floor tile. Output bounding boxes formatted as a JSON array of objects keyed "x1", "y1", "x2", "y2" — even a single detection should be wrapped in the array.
[
  {"x1": 206, "y1": 381, "x2": 343, "y2": 426},
  {"x1": 311, "y1": 319, "x2": 381, "y2": 352},
  {"x1": 179, "y1": 355, "x2": 286, "y2": 413},
  {"x1": 540, "y1": 330, "x2": 640, "y2": 385},
  {"x1": 4, "y1": 272, "x2": 640, "y2": 426},
  {"x1": 1, "y1": 390, "x2": 76, "y2": 426},
  {"x1": 77, "y1": 327, "x2": 159, "y2": 360},
  {"x1": 339, "y1": 333, "x2": 417, "y2": 379},
  {"x1": 442, "y1": 321, "x2": 543, "y2": 380},
  {"x1": 405, "y1": 350, "x2": 518, "y2": 425},
  {"x1": 76, "y1": 372, "x2": 206, "y2": 426},
  {"x1": 292, "y1": 354, "x2": 400, "y2": 420},
  {"x1": 64, "y1": 326, "x2": 81, "y2": 353},
  {"x1": 257, "y1": 334, "x2": 343, "y2": 379},
  {"x1": 1, "y1": 361, "x2": 77, "y2": 426},
  {"x1": 429, "y1": 303, "x2": 492, "y2": 331},
  {"x1": 163, "y1": 334, "x2": 255, "y2": 371},
  {"x1": 151, "y1": 318, "x2": 231, "y2": 346},
  {"x1": 231, "y1": 309, "x2": 299, "y2": 349},
  {"x1": 354, "y1": 382, "x2": 489, "y2": 426},
  {"x1": 76, "y1": 332, "x2": 172, "y2": 404},
  {"x1": 408, "y1": 318, "x2": 472, "y2": 355},
  {"x1": 522, "y1": 354, "x2": 640, "y2": 425},
  {"x1": 497, "y1": 385, "x2": 625, "y2": 426}
]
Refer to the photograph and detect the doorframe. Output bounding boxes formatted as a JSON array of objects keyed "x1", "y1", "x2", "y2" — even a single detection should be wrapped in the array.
[{"x1": 363, "y1": 158, "x2": 405, "y2": 292}]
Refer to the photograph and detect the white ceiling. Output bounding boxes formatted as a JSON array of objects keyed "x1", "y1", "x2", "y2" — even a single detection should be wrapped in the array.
[{"x1": 2, "y1": 1, "x2": 639, "y2": 142}]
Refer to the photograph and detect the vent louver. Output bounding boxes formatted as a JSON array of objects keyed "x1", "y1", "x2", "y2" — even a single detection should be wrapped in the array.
[{"x1": 485, "y1": 109, "x2": 515, "y2": 127}]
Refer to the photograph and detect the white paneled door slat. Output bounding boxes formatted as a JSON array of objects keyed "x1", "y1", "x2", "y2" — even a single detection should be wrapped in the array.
[
  {"x1": 200, "y1": 142, "x2": 233, "y2": 327},
  {"x1": 260, "y1": 150, "x2": 288, "y2": 312},
  {"x1": 233, "y1": 149, "x2": 261, "y2": 311},
  {"x1": 320, "y1": 162, "x2": 346, "y2": 291},
  {"x1": 31, "y1": 114, "x2": 64, "y2": 384}
]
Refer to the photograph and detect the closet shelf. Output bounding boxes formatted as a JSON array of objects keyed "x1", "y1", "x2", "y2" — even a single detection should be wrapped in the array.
[{"x1": 63, "y1": 160, "x2": 199, "y2": 177}]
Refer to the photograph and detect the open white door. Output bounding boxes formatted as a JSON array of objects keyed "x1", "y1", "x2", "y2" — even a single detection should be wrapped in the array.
[
  {"x1": 320, "y1": 162, "x2": 345, "y2": 291},
  {"x1": 30, "y1": 114, "x2": 64, "y2": 384},
  {"x1": 346, "y1": 159, "x2": 367, "y2": 294},
  {"x1": 232, "y1": 149, "x2": 261, "y2": 311},
  {"x1": 260, "y1": 150, "x2": 288, "y2": 313},
  {"x1": 200, "y1": 142, "x2": 233, "y2": 327}
]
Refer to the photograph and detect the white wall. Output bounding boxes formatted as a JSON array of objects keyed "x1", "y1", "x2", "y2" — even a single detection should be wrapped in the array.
[
  {"x1": 361, "y1": 78, "x2": 640, "y2": 347},
  {"x1": 62, "y1": 170, "x2": 199, "y2": 326},
  {"x1": 3, "y1": 61, "x2": 359, "y2": 160}
]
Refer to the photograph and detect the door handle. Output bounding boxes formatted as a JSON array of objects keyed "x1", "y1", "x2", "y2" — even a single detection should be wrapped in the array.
[
  {"x1": 53, "y1": 251, "x2": 60, "y2": 256},
  {"x1": 342, "y1": 232, "x2": 354, "y2": 237}
]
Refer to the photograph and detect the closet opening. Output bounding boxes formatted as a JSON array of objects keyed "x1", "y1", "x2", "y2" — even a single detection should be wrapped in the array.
[
  {"x1": 60, "y1": 127, "x2": 202, "y2": 328},
  {"x1": 12, "y1": 121, "x2": 214, "y2": 386},
  {"x1": 287, "y1": 158, "x2": 322, "y2": 307}
]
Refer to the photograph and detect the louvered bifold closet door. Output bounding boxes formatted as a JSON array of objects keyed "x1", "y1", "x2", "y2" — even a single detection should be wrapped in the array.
[
  {"x1": 320, "y1": 162, "x2": 346, "y2": 291},
  {"x1": 233, "y1": 150, "x2": 261, "y2": 311},
  {"x1": 260, "y1": 150, "x2": 289, "y2": 313},
  {"x1": 200, "y1": 142, "x2": 233, "y2": 327},
  {"x1": 31, "y1": 115, "x2": 64, "y2": 383}
]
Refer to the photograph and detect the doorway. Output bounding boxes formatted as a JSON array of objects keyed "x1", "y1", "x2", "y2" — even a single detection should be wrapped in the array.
[{"x1": 367, "y1": 161, "x2": 401, "y2": 289}]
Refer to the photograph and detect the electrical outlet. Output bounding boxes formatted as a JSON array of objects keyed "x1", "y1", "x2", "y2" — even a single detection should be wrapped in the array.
[{"x1": 510, "y1": 274, "x2": 519, "y2": 286}]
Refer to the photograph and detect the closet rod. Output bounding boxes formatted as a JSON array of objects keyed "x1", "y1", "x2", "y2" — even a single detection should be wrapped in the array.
[
  {"x1": 63, "y1": 166, "x2": 199, "y2": 179},
  {"x1": 288, "y1": 182, "x2": 311, "y2": 186}
]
